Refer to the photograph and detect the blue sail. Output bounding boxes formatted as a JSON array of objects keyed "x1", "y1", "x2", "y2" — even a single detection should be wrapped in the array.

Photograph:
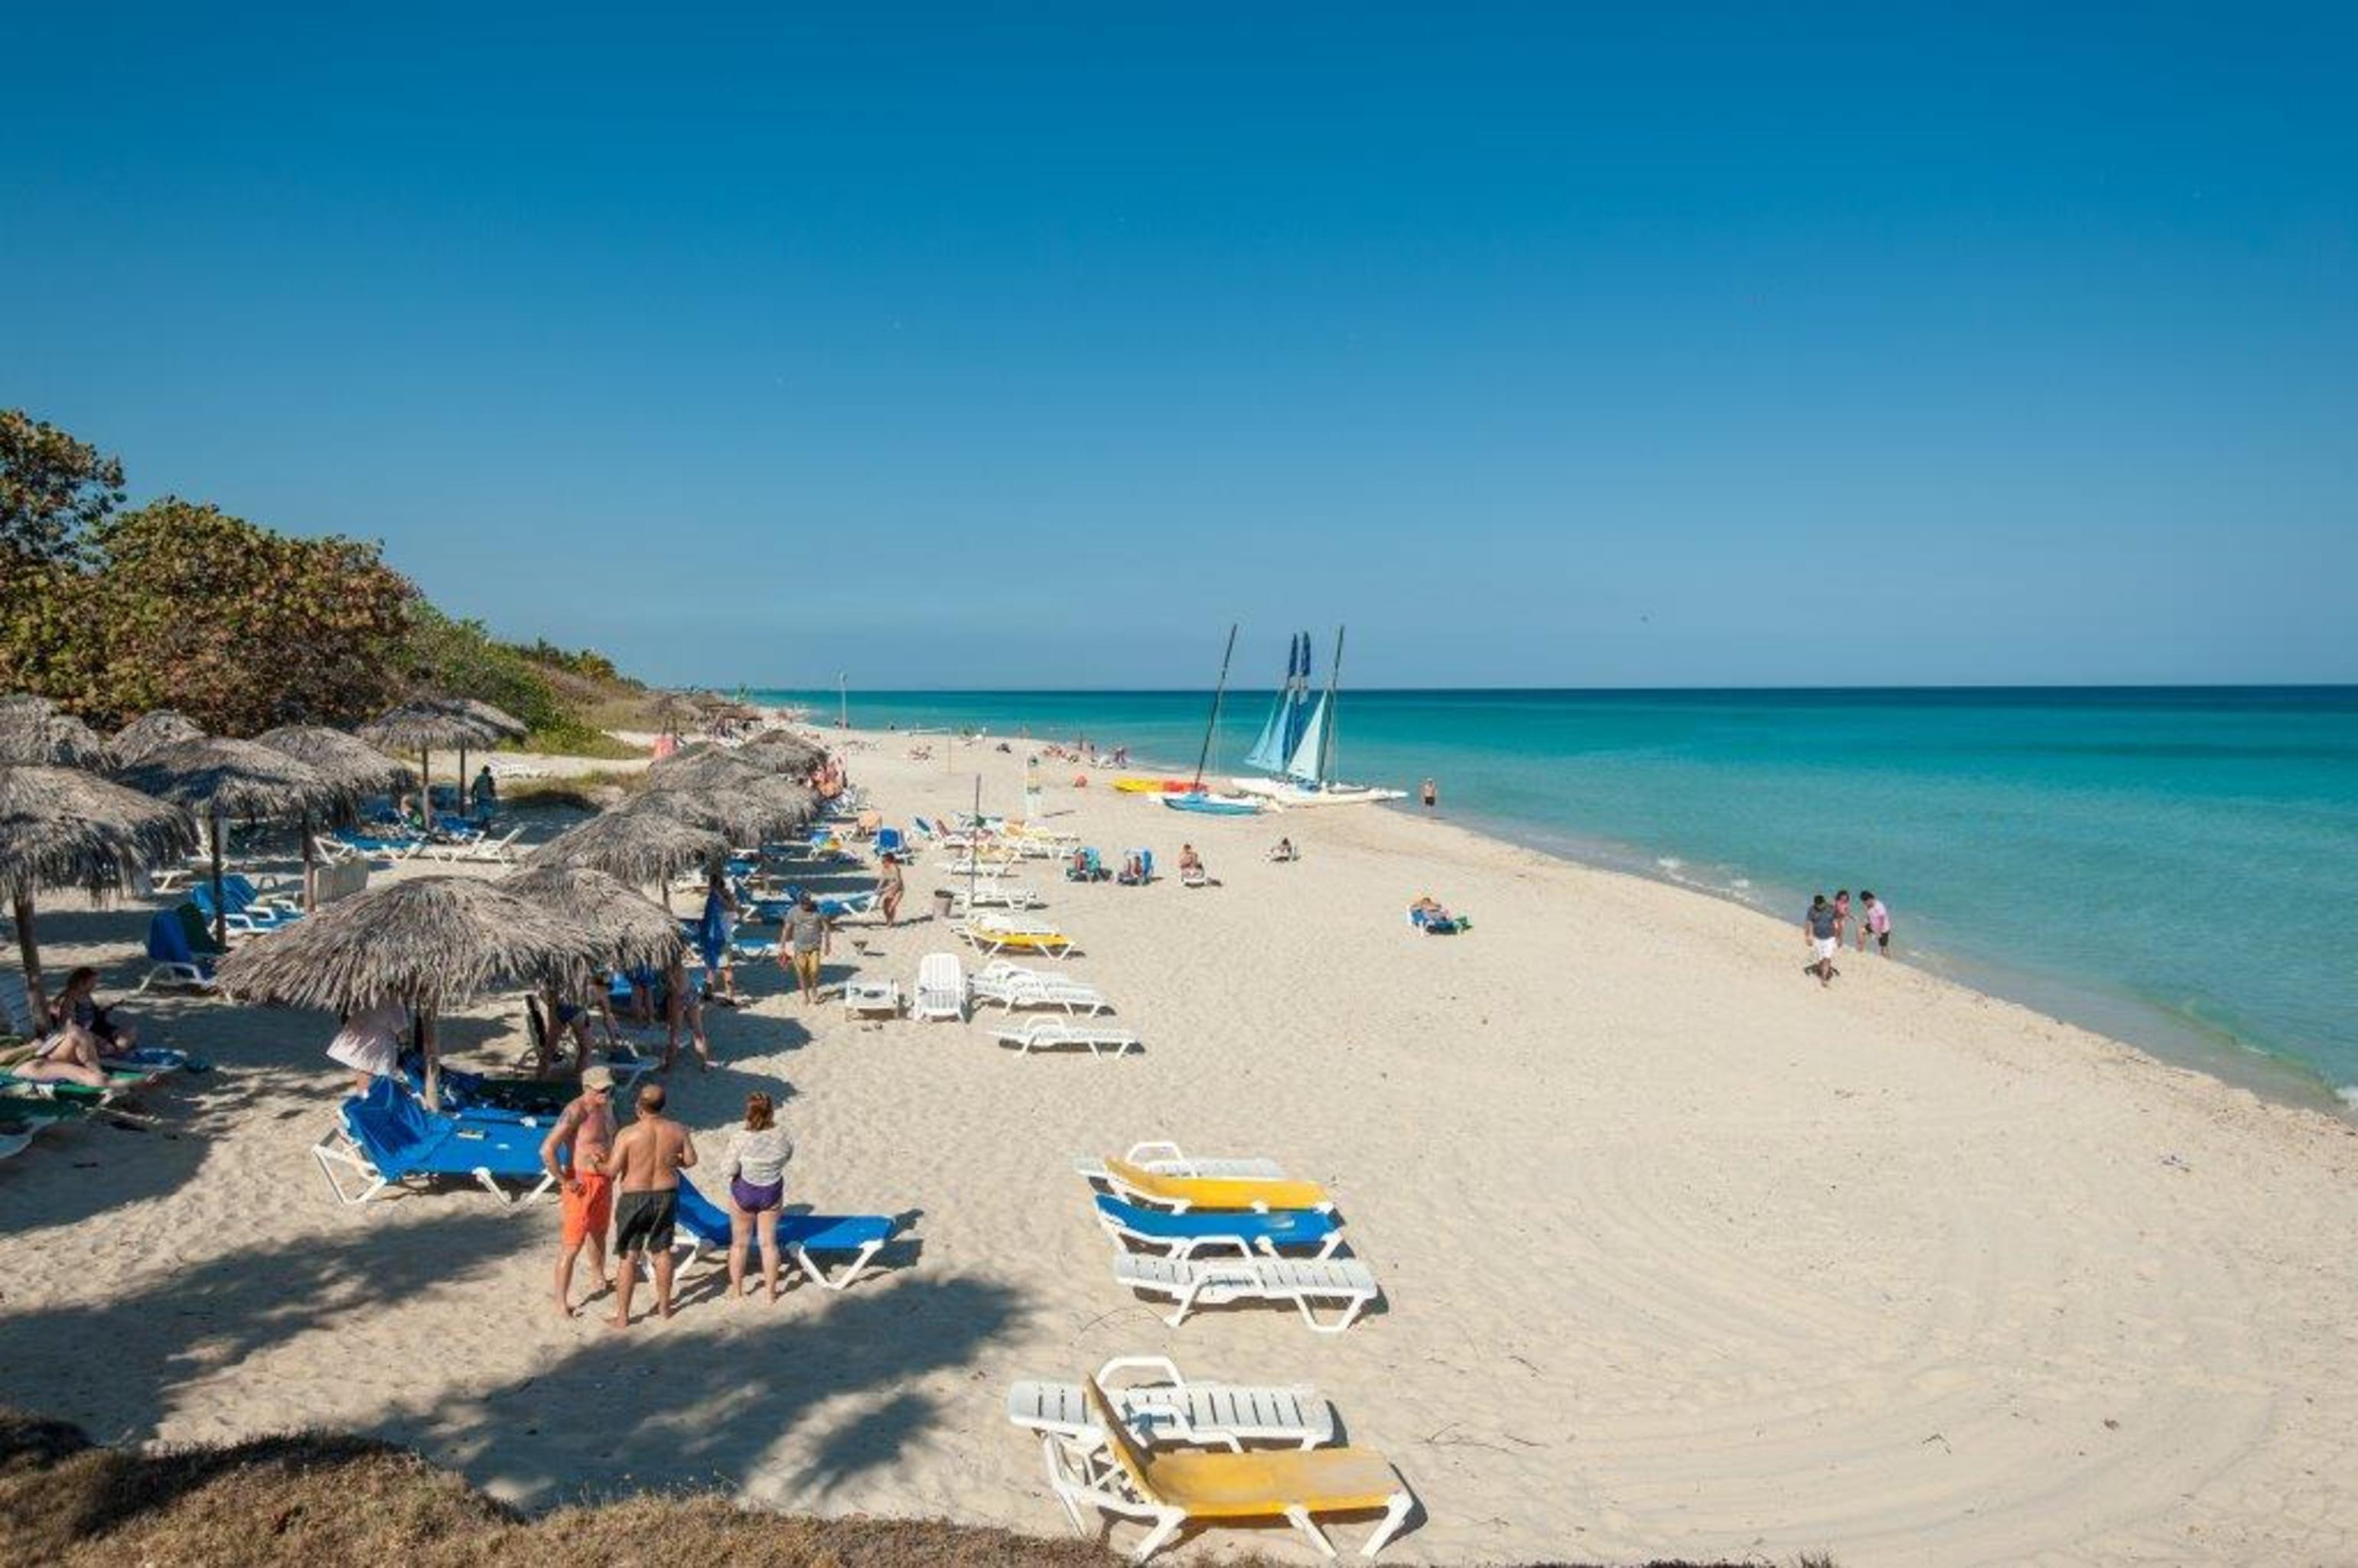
[
  {"x1": 1278, "y1": 633, "x2": 1313, "y2": 761},
  {"x1": 1242, "y1": 634, "x2": 1300, "y2": 772}
]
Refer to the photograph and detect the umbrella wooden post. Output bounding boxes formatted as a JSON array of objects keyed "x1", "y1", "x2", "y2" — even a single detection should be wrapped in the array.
[
  {"x1": 11, "y1": 893, "x2": 45, "y2": 1021},
  {"x1": 209, "y1": 810, "x2": 229, "y2": 950},
  {"x1": 300, "y1": 814, "x2": 318, "y2": 912},
  {"x1": 422, "y1": 1007, "x2": 441, "y2": 1112}
]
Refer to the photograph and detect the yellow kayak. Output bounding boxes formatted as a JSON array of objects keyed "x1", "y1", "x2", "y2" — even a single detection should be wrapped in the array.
[{"x1": 1112, "y1": 776, "x2": 1190, "y2": 794}]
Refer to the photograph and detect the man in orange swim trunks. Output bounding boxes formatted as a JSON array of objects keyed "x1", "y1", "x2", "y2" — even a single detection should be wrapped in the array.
[{"x1": 542, "y1": 1065, "x2": 619, "y2": 1317}]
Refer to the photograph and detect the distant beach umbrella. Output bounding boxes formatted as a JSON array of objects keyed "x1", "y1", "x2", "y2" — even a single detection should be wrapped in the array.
[
  {"x1": 119, "y1": 737, "x2": 351, "y2": 948},
  {"x1": 431, "y1": 697, "x2": 528, "y2": 740},
  {"x1": 214, "y1": 874, "x2": 604, "y2": 1108},
  {"x1": 112, "y1": 710, "x2": 205, "y2": 765},
  {"x1": 0, "y1": 696, "x2": 117, "y2": 771},
  {"x1": 525, "y1": 799, "x2": 728, "y2": 896},
  {"x1": 0, "y1": 764, "x2": 199, "y2": 1018},
  {"x1": 358, "y1": 702, "x2": 499, "y2": 831},
  {"x1": 256, "y1": 725, "x2": 416, "y2": 909}
]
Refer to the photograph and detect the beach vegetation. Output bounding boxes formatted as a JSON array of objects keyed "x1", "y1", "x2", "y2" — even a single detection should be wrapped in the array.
[
  {"x1": 0, "y1": 1406, "x2": 1812, "y2": 1566},
  {"x1": 0, "y1": 408, "x2": 646, "y2": 755}
]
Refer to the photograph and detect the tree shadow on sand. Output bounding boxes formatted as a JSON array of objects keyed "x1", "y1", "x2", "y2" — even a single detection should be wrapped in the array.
[{"x1": 370, "y1": 1267, "x2": 1028, "y2": 1512}]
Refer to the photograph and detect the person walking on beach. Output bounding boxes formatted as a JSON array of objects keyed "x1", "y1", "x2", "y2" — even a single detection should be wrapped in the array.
[
  {"x1": 1860, "y1": 890, "x2": 1892, "y2": 955},
  {"x1": 660, "y1": 955, "x2": 712, "y2": 1072},
  {"x1": 1420, "y1": 777, "x2": 1438, "y2": 811},
  {"x1": 780, "y1": 893, "x2": 832, "y2": 1007},
  {"x1": 723, "y1": 1091, "x2": 794, "y2": 1303},
  {"x1": 605, "y1": 1082, "x2": 696, "y2": 1329},
  {"x1": 878, "y1": 852, "x2": 905, "y2": 926},
  {"x1": 1803, "y1": 893, "x2": 1840, "y2": 987},
  {"x1": 698, "y1": 862, "x2": 741, "y2": 1005},
  {"x1": 472, "y1": 764, "x2": 497, "y2": 826},
  {"x1": 542, "y1": 1066, "x2": 617, "y2": 1319},
  {"x1": 1832, "y1": 890, "x2": 1853, "y2": 950}
]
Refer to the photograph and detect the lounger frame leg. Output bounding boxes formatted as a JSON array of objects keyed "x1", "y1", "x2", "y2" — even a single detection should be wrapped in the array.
[
  {"x1": 1285, "y1": 1503, "x2": 1340, "y2": 1558},
  {"x1": 1361, "y1": 1489, "x2": 1414, "y2": 1557},
  {"x1": 313, "y1": 1137, "x2": 386, "y2": 1205}
]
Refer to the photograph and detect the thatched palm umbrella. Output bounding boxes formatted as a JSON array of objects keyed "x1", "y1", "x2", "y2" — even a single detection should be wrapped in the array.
[
  {"x1": 526, "y1": 799, "x2": 728, "y2": 912},
  {"x1": 120, "y1": 737, "x2": 351, "y2": 948},
  {"x1": 0, "y1": 696, "x2": 117, "y2": 771},
  {"x1": 430, "y1": 698, "x2": 528, "y2": 812},
  {"x1": 357, "y1": 703, "x2": 497, "y2": 829},
  {"x1": 255, "y1": 726, "x2": 415, "y2": 909},
  {"x1": 113, "y1": 710, "x2": 206, "y2": 765},
  {"x1": 647, "y1": 691, "x2": 698, "y2": 742},
  {"x1": 646, "y1": 748, "x2": 772, "y2": 794},
  {"x1": 737, "y1": 730, "x2": 828, "y2": 774},
  {"x1": 214, "y1": 875, "x2": 603, "y2": 1109},
  {"x1": 0, "y1": 766, "x2": 199, "y2": 1018},
  {"x1": 502, "y1": 864, "x2": 683, "y2": 972}
]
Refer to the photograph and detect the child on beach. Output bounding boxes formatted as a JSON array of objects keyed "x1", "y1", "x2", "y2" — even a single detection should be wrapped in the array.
[{"x1": 1832, "y1": 890, "x2": 1852, "y2": 949}]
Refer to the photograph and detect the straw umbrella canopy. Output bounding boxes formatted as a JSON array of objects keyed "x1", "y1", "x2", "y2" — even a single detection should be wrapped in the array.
[
  {"x1": 501, "y1": 864, "x2": 683, "y2": 972},
  {"x1": 646, "y1": 748, "x2": 775, "y2": 795},
  {"x1": 736, "y1": 730, "x2": 828, "y2": 774},
  {"x1": 430, "y1": 698, "x2": 529, "y2": 811},
  {"x1": 214, "y1": 874, "x2": 604, "y2": 1108},
  {"x1": 357, "y1": 703, "x2": 497, "y2": 828},
  {"x1": 526, "y1": 799, "x2": 727, "y2": 908},
  {"x1": 119, "y1": 737, "x2": 352, "y2": 947},
  {"x1": 0, "y1": 765, "x2": 199, "y2": 1017},
  {"x1": 112, "y1": 710, "x2": 205, "y2": 765},
  {"x1": 255, "y1": 726, "x2": 416, "y2": 909},
  {"x1": 0, "y1": 696, "x2": 117, "y2": 771}
]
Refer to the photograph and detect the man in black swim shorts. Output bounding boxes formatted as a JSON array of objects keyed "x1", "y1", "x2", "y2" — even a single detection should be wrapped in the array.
[{"x1": 604, "y1": 1082, "x2": 698, "y2": 1329}]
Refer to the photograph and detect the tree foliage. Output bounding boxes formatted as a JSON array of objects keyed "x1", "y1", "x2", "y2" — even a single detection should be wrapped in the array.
[
  {"x1": 0, "y1": 410, "x2": 125, "y2": 565},
  {"x1": 0, "y1": 409, "x2": 637, "y2": 748}
]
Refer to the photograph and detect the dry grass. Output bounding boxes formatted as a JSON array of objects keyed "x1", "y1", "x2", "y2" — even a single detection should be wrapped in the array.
[{"x1": 0, "y1": 1408, "x2": 1831, "y2": 1568}]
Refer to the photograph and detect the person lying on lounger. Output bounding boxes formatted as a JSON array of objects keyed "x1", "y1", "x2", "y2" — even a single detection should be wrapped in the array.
[
  {"x1": 1269, "y1": 838, "x2": 1298, "y2": 862},
  {"x1": 15, "y1": 1019, "x2": 112, "y2": 1088}
]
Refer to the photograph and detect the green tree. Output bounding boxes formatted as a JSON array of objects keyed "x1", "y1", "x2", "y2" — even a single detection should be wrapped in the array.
[
  {"x1": 0, "y1": 409, "x2": 125, "y2": 566},
  {"x1": 87, "y1": 499, "x2": 417, "y2": 730}
]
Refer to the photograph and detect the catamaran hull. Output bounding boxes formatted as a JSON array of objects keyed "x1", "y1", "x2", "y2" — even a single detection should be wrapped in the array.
[
  {"x1": 1228, "y1": 778, "x2": 1405, "y2": 807},
  {"x1": 1161, "y1": 792, "x2": 1269, "y2": 816}
]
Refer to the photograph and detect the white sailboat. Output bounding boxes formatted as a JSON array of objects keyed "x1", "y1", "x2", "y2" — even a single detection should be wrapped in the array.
[{"x1": 1231, "y1": 628, "x2": 1405, "y2": 806}]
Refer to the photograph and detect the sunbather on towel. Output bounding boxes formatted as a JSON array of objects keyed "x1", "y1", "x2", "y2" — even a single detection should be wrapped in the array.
[{"x1": 13, "y1": 1019, "x2": 111, "y2": 1088}]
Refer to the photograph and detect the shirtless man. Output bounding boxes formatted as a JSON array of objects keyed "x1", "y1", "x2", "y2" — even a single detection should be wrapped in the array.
[
  {"x1": 542, "y1": 1066, "x2": 619, "y2": 1318},
  {"x1": 605, "y1": 1082, "x2": 698, "y2": 1328}
]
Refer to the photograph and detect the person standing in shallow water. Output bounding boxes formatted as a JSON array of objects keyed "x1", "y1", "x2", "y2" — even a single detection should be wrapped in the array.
[
  {"x1": 1803, "y1": 893, "x2": 1840, "y2": 987},
  {"x1": 1419, "y1": 777, "x2": 1438, "y2": 810},
  {"x1": 1860, "y1": 890, "x2": 1892, "y2": 955}
]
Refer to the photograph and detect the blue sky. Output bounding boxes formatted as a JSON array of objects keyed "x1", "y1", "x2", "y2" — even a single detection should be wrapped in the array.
[{"x1": 6, "y1": 4, "x2": 2353, "y2": 688}]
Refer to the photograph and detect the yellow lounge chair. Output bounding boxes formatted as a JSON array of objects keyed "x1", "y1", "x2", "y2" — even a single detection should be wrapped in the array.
[
  {"x1": 1102, "y1": 1156, "x2": 1330, "y2": 1214},
  {"x1": 1049, "y1": 1377, "x2": 1414, "y2": 1560}
]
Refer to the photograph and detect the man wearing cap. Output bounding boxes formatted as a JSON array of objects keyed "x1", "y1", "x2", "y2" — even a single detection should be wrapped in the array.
[{"x1": 542, "y1": 1066, "x2": 619, "y2": 1318}]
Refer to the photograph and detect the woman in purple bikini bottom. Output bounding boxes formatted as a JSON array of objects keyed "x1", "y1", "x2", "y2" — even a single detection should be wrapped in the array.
[{"x1": 724, "y1": 1091, "x2": 795, "y2": 1303}]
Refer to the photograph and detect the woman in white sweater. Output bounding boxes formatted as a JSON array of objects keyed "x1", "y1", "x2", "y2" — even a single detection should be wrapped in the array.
[{"x1": 724, "y1": 1090, "x2": 794, "y2": 1303}]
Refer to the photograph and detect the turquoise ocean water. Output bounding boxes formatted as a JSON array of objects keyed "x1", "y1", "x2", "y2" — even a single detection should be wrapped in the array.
[{"x1": 754, "y1": 686, "x2": 2358, "y2": 1109}]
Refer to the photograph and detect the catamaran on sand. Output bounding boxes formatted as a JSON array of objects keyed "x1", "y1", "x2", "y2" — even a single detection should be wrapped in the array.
[{"x1": 1232, "y1": 629, "x2": 1405, "y2": 806}]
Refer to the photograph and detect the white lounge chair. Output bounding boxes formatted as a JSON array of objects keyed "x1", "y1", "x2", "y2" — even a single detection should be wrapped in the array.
[
  {"x1": 1008, "y1": 1355, "x2": 1336, "y2": 1453},
  {"x1": 914, "y1": 952, "x2": 965, "y2": 1022},
  {"x1": 1073, "y1": 1142, "x2": 1288, "y2": 1185},
  {"x1": 955, "y1": 877, "x2": 1041, "y2": 910},
  {"x1": 994, "y1": 1019, "x2": 1140, "y2": 1057},
  {"x1": 1112, "y1": 1252, "x2": 1380, "y2": 1333},
  {"x1": 1037, "y1": 1377, "x2": 1413, "y2": 1560},
  {"x1": 970, "y1": 961, "x2": 1112, "y2": 1015}
]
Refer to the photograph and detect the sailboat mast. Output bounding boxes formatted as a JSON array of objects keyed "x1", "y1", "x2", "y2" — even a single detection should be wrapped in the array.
[
  {"x1": 1191, "y1": 623, "x2": 1239, "y2": 789},
  {"x1": 1320, "y1": 626, "x2": 1345, "y2": 786}
]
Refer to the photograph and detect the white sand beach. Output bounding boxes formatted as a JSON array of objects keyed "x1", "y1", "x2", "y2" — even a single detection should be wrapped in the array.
[{"x1": 3, "y1": 729, "x2": 2354, "y2": 1566}]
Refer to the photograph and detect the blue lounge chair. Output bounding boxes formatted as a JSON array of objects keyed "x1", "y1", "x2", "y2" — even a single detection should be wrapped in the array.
[
  {"x1": 666, "y1": 1176, "x2": 897, "y2": 1290},
  {"x1": 1093, "y1": 1193, "x2": 1344, "y2": 1261},
  {"x1": 141, "y1": 910, "x2": 220, "y2": 993},
  {"x1": 189, "y1": 882, "x2": 291, "y2": 935},
  {"x1": 312, "y1": 1076, "x2": 555, "y2": 1205},
  {"x1": 1409, "y1": 904, "x2": 1470, "y2": 935},
  {"x1": 1066, "y1": 847, "x2": 1106, "y2": 881},
  {"x1": 874, "y1": 826, "x2": 910, "y2": 860},
  {"x1": 1116, "y1": 849, "x2": 1155, "y2": 886}
]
